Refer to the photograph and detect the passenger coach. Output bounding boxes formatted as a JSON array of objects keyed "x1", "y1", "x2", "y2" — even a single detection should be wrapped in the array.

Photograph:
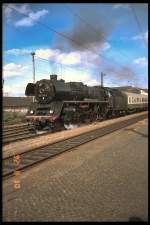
[{"x1": 124, "y1": 91, "x2": 148, "y2": 112}]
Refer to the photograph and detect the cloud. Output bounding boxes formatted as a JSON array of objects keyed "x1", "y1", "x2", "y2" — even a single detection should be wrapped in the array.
[
  {"x1": 3, "y1": 63, "x2": 29, "y2": 78},
  {"x1": 13, "y1": 4, "x2": 31, "y2": 14},
  {"x1": 15, "y1": 9, "x2": 48, "y2": 27},
  {"x1": 113, "y1": 4, "x2": 129, "y2": 9},
  {"x1": 3, "y1": 4, "x2": 48, "y2": 27},
  {"x1": 3, "y1": 5, "x2": 13, "y2": 22},
  {"x1": 59, "y1": 68, "x2": 99, "y2": 86},
  {"x1": 5, "y1": 47, "x2": 101, "y2": 67},
  {"x1": 6, "y1": 48, "x2": 32, "y2": 56},
  {"x1": 3, "y1": 81, "x2": 30, "y2": 96},
  {"x1": 35, "y1": 48, "x2": 60, "y2": 60},
  {"x1": 56, "y1": 52, "x2": 81, "y2": 65},
  {"x1": 4, "y1": 4, "x2": 31, "y2": 23},
  {"x1": 133, "y1": 57, "x2": 148, "y2": 66},
  {"x1": 132, "y1": 31, "x2": 148, "y2": 42},
  {"x1": 100, "y1": 42, "x2": 111, "y2": 51},
  {"x1": 34, "y1": 48, "x2": 102, "y2": 66},
  {"x1": 5, "y1": 39, "x2": 111, "y2": 67}
]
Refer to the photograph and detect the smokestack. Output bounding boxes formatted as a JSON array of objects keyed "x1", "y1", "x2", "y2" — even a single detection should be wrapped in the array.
[{"x1": 50, "y1": 74, "x2": 57, "y2": 81}]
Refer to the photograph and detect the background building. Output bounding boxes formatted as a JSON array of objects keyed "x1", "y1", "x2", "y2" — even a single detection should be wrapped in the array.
[{"x1": 3, "y1": 96, "x2": 33, "y2": 114}]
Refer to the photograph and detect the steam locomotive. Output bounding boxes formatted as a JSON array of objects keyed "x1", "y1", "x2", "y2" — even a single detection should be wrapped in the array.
[{"x1": 25, "y1": 74, "x2": 148, "y2": 130}]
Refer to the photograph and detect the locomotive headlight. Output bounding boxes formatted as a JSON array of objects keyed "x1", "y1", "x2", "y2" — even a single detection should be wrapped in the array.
[
  {"x1": 30, "y1": 110, "x2": 34, "y2": 114},
  {"x1": 49, "y1": 110, "x2": 54, "y2": 114}
]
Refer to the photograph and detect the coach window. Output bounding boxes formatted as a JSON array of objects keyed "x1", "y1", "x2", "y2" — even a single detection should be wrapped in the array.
[{"x1": 129, "y1": 97, "x2": 131, "y2": 103}]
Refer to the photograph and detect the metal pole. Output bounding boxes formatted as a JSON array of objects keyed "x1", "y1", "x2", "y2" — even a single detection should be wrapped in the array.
[
  {"x1": 101, "y1": 72, "x2": 106, "y2": 87},
  {"x1": 31, "y1": 52, "x2": 35, "y2": 102},
  {"x1": 101, "y1": 72, "x2": 103, "y2": 87},
  {"x1": 31, "y1": 52, "x2": 35, "y2": 83},
  {"x1": 60, "y1": 63, "x2": 62, "y2": 76}
]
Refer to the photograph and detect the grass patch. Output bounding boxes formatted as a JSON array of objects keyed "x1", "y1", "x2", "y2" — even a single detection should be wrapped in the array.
[{"x1": 3, "y1": 111, "x2": 26, "y2": 125}]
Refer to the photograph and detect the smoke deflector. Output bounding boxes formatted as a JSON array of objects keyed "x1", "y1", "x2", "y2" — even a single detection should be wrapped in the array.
[{"x1": 25, "y1": 83, "x2": 36, "y2": 96}]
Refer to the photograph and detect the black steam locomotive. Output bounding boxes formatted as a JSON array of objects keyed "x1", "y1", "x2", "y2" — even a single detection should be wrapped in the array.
[{"x1": 25, "y1": 74, "x2": 148, "y2": 130}]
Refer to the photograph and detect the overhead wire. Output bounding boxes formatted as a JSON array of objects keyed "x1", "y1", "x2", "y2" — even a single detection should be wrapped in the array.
[
  {"x1": 130, "y1": 4, "x2": 147, "y2": 47},
  {"x1": 35, "y1": 55, "x2": 99, "y2": 78}
]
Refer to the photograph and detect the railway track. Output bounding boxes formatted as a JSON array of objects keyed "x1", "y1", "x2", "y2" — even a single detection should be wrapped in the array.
[
  {"x1": 3, "y1": 124, "x2": 36, "y2": 144},
  {"x1": 3, "y1": 112, "x2": 147, "y2": 178},
  {"x1": 3, "y1": 122, "x2": 65, "y2": 144},
  {"x1": 3, "y1": 122, "x2": 28, "y2": 129}
]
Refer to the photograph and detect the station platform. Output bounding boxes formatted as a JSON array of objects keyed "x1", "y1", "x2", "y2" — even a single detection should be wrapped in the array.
[{"x1": 3, "y1": 118, "x2": 148, "y2": 221}]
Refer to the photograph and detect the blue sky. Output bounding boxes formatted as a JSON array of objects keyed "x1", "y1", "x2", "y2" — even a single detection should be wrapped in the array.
[{"x1": 3, "y1": 3, "x2": 148, "y2": 96}]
